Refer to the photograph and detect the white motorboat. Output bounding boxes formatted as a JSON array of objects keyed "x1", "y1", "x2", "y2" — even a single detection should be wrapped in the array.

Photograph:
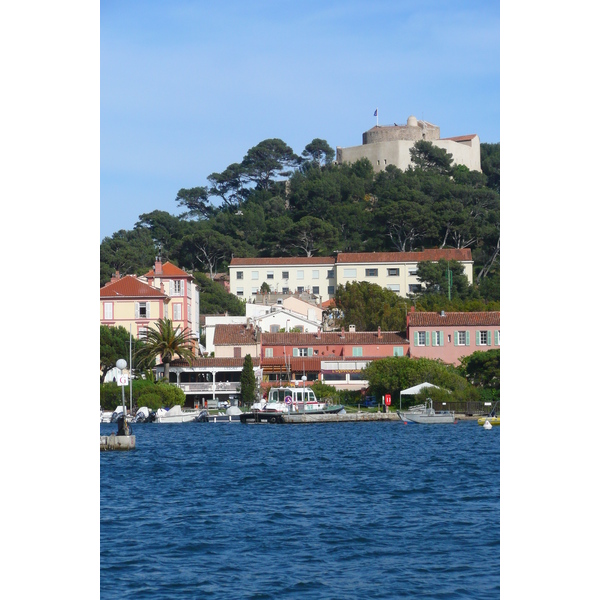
[
  {"x1": 100, "y1": 408, "x2": 113, "y2": 423},
  {"x1": 154, "y1": 405, "x2": 203, "y2": 423},
  {"x1": 110, "y1": 405, "x2": 133, "y2": 423},
  {"x1": 240, "y1": 385, "x2": 344, "y2": 423},
  {"x1": 398, "y1": 398, "x2": 456, "y2": 424}
]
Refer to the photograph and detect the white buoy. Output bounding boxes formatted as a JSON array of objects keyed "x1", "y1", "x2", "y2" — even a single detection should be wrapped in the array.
[{"x1": 483, "y1": 419, "x2": 492, "y2": 430}]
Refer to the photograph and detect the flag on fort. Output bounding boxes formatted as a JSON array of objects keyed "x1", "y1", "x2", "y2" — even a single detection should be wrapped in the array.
[{"x1": 373, "y1": 108, "x2": 378, "y2": 117}]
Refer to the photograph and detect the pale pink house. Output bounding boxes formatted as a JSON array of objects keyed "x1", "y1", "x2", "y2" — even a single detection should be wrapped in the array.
[{"x1": 407, "y1": 310, "x2": 500, "y2": 366}]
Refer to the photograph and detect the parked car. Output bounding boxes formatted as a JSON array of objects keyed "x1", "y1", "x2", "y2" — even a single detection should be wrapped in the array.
[{"x1": 217, "y1": 400, "x2": 231, "y2": 409}]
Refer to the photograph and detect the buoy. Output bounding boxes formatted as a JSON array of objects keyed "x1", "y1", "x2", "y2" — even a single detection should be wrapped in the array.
[{"x1": 483, "y1": 419, "x2": 492, "y2": 430}]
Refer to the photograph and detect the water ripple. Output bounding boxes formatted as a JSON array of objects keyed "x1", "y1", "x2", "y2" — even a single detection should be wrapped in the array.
[{"x1": 101, "y1": 421, "x2": 499, "y2": 599}]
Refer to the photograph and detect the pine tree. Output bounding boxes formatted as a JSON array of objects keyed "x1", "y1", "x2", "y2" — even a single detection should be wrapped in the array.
[{"x1": 240, "y1": 354, "x2": 257, "y2": 408}]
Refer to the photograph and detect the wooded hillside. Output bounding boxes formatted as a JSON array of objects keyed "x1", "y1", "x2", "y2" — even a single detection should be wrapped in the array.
[{"x1": 100, "y1": 138, "x2": 500, "y2": 304}]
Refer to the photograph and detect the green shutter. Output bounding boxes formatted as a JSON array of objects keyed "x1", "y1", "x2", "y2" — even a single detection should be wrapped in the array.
[
  {"x1": 495, "y1": 330, "x2": 499, "y2": 345},
  {"x1": 487, "y1": 331, "x2": 492, "y2": 346},
  {"x1": 426, "y1": 331, "x2": 430, "y2": 346},
  {"x1": 454, "y1": 331, "x2": 458, "y2": 346},
  {"x1": 465, "y1": 331, "x2": 470, "y2": 346},
  {"x1": 293, "y1": 348, "x2": 299, "y2": 357},
  {"x1": 308, "y1": 348, "x2": 313, "y2": 356},
  {"x1": 476, "y1": 331, "x2": 480, "y2": 346},
  {"x1": 414, "y1": 332, "x2": 419, "y2": 346},
  {"x1": 440, "y1": 331, "x2": 444, "y2": 347}
]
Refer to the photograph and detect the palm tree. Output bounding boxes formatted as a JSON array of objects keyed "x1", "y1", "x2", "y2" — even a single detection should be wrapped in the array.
[{"x1": 136, "y1": 318, "x2": 196, "y2": 382}]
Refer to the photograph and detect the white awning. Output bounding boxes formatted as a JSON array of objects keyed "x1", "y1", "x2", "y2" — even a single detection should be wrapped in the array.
[{"x1": 400, "y1": 382, "x2": 441, "y2": 396}]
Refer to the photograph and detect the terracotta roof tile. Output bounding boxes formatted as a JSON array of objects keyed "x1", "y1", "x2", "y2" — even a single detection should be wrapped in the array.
[
  {"x1": 336, "y1": 249, "x2": 472, "y2": 264},
  {"x1": 100, "y1": 275, "x2": 167, "y2": 298},
  {"x1": 144, "y1": 261, "x2": 191, "y2": 278},
  {"x1": 213, "y1": 323, "x2": 260, "y2": 345},
  {"x1": 261, "y1": 331, "x2": 408, "y2": 346},
  {"x1": 441, "y1": 134, "x2": 477, "y2": 142},
  {"x1": 408, "y1": 311, "x2": 500, "y2": 327},
  {"x1": 230, "y1": 257, "x2": 336, "y2": 266},
  {"x1": 171, "y1": 357, "x2": 260, "y2": 368}
]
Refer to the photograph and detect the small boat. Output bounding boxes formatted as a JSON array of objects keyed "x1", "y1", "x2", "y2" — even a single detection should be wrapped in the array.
[
  {"x1": 477, "y1": 402, "x2": 500, "y2": 426},
  {"x1": 100, "y1": 408, "x2": 113, "y2": 423},
  {"x1": 154, "y1": 405, "x2": 205, "y2": 423},
  {"x1": 134, "y1": 406, "x2": 156, "y2": 423},
  {"x1": 240, "y1": 385, "x2": 344, "y2": 424},
  {"x1": 397, "y1": 398, "x2": 456, "y2": 424}
]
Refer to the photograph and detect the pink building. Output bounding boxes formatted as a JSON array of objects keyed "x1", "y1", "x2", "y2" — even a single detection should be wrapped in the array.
[
  {"x1": 260, "y1": 327, "x2": 409, "y2": 389},
  {"x1": 407, "y1": 310, "x2": 500, "y2": 366}
]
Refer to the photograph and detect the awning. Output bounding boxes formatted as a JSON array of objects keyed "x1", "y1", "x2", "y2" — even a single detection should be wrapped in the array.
[{"x1": 400, "y1": 382, "x2": 441, "y2": 396}]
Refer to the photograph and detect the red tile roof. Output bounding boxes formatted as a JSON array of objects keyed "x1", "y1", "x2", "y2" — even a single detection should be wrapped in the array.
[
  {"x1": 230, "y1": 257, "x2": 336, "y2": 266},
  {"x1": 170, "y1": 357, "x2": 260, "y2": 368},
  {"x1": 261, "y1": 357, "x2": 323, "y2": 371},
  {"x1": 144, "y1": 261, "x2": 191, "y2": 278},
  {"x1": 100, "y1": 275, "x2": 167, "y2": 298},
  {"x1": 441, "y1": 134, "x2": 478, "y2": 142},
  {"x1": 261, "y1": 331, "x2": 408, "y2": 346},
  {"x1": 408, "y1": 311, "x2": 500, "y2": 327},
  {"x1": 336, "y1": 249, "x2": 472, "y2": 263},
  {"x1": 214, "y1": 323, "x2": 260, "y2": 346}
]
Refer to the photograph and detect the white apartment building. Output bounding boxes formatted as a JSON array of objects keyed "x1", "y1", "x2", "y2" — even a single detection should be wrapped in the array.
[{"x1": 228, "y1": 249, "x2": 473, "y2": 302}]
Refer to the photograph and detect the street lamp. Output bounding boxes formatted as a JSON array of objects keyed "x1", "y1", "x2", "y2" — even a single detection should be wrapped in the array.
[{"x1": 116, "y1": 358, "x2": 129, "y2": 436}]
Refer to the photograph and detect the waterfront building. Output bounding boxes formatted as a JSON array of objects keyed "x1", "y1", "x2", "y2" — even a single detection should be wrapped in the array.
[{"x1": 407, "y1": 310, "x2": 500, "y2": 366}]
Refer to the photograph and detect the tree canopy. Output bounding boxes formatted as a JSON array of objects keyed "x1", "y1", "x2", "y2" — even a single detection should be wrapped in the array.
[{"x1": 100, "y1": 137, "x2": 500, "y2": 311}]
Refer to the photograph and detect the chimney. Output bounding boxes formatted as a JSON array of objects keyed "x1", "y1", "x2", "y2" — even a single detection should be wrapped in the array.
[
  {"x1": 349, "y1": 324, "x2": 356, "y2": 333},
  {"x1": 154, "y1": 257, "x2": 163, "y2": 275},
  {"x1": 377, "y1": 326, "x2": 382, "y2": 339},
  {"x1": 160, "y1": 282, "x2": 165, "y2": 294},
  {"x1": 340, "y1": 326, "x2": 345, "y2": 339},
  {"x1": 111, "y1": 270, "x2": 120, "y2": 283},
  {"x1": 316, "y1": 328, "x2": 321, "y2": 339},
  {"x1": 440, "y1": 310, "x2": 446, "y2": 317}
]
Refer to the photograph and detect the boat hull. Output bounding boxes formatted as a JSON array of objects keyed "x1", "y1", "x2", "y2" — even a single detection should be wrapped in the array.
[
  {"x1": 240, "y1": 405, "x2": 345, "y2": 424},
  {"x1": 398, "y1": 412, "x2": 456, "y2": 424}
]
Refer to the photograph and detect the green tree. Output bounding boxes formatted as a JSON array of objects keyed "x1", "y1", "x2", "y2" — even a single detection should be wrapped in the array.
[
  {"x1": 416, "y1": 259, "x2": 471, "y2": 300},
  {"x1": 334, "y1": 281, "x2": 407, "y2": 331},
  {"x1": 240, "y1": 354, "x2": 257, "y2": 407},
  {"x1": 362, "y1": 356, "x2": 475, "y2": 406},
  {"x1": 459, "y1": 349, "x2": 500, "y2": 391},
  {"x1": 301, "y1": 138, "x2": 335, "y2": 166},
  {"x1": 194, "y1": 272, "x2": 246, "y2": 315},
  {"x1": 175, "y1": 187, "x2": 212, "y2": 219},
  {"x1": 241, "y1": 138, "x2": 299, "y2": 190},
  {"x1": 100, "y1": 325, "x2": 147, "y2": 383},
  {"x1": 136, "y1": 318, "x2": 196, "y2": 382},
  {"x1": 409, "y1": 140, "x2": 453, "y2": 174}
]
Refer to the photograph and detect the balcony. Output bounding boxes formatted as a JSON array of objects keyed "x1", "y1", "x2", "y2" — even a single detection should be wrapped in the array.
[{"x1": 178, "y1": 382, "x2": 240, "y2": 394}]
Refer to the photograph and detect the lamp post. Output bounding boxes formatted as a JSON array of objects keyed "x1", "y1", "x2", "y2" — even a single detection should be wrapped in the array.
[
  {"x1": 302, "y1": 375, "x2": 307, "y2": 412},
  {"x1": 116, "y1": 358, "x2": 129, "y2": 436}
]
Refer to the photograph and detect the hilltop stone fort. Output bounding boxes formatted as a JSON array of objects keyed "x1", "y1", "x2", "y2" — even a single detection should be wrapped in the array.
[{"x1": 336, "y1": 115, "x2": 481, "y2": 172}]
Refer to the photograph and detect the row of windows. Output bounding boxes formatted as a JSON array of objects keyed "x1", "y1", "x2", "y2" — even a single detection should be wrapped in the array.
[
  {"x1": 414, "y1": 330, "x2": 500, "y2": 347},
  {"x1": 236, "y1": 267, "x2": 421, "y2": 281},
  {"x1": 237, "y1": 286, "x2": 334, "y2": 296},
  {"x1": 102, "y1": 302, "x2": 186, "y2": 321},
  {"x1": 264, "y1": 346, "x2": 405, "y2": 357}
]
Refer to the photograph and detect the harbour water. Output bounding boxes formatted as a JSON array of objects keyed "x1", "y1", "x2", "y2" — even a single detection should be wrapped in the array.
[{"x1": 100, "y1": 420, "x2": 499, "y2": 599}]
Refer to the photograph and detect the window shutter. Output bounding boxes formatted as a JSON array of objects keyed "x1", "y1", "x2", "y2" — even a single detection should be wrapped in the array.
[
  {"x1": 487, "y1": 330, "x2": 492, "y2": 346},
  {"x1": 169, "y1": 281, "x2": 174, "y2": 296},
  {"x1": 293, "y1": 348, "x2": 299, "y2": 357},
  {"x1": 425, "y1": 331, "x2": 430, "y2": 346},
  {"x1": 476, "y1": 331, "x2": 480, "y2": 346},
  {"x1": 308, "y1": 348, "x2": 313, "y2": 357},
  {"x1": 495, "y1": 330, "x2": 499, "y2": 345},
  {"x1": 439, "y1": 331, "x2": 444, "y2": 347},
  {"x1": 414, "y1": 332, "x2": 419, "y2": 346},
  {"x1": 465, "y1": 331, "x2": 470, "y2": 346},
  {"x1": 146, "y1": 302, "x2": 150, "y2": 318},
  {"x1": 454, "y1": 331, "x2": 458, "y2": 346},
  {"x1": 135, "y1": 302, "x2": 140, "y2": 318}
]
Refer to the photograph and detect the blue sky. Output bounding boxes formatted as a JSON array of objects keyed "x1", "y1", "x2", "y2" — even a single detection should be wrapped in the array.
[{"x1": 101, "y1": 0, "x2": 499, "y2": 240}]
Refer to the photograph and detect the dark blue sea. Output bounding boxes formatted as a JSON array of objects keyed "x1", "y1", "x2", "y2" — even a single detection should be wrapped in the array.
[{"x1": 100, "y1": 420, "x2": 499, "y2": 599}]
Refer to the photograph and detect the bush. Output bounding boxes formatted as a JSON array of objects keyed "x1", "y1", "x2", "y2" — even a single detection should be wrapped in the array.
[
  {"x1": 137, "y1": 392, "x2": 163, "y2": 411},
  {"x1": 311, "y1": 381, "x2": 339, "y2": 401},
  {"x1": 100, "y1": 379, "x2": 186, "y2": 410}
]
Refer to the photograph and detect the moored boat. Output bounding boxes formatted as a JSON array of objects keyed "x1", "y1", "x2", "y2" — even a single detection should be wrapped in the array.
[
  {"x1": 398, "y1": 398, "x2": 456, "y2": 424},
  {"x1": 154, "y1": 405, "x2": 205, "y2": 423},
  {"x1": 240, "y1": 385, "x2": 344, "y2": 423},
  {"x1": 477, "y1": 402, "x2": 500, "y2": 426}
]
